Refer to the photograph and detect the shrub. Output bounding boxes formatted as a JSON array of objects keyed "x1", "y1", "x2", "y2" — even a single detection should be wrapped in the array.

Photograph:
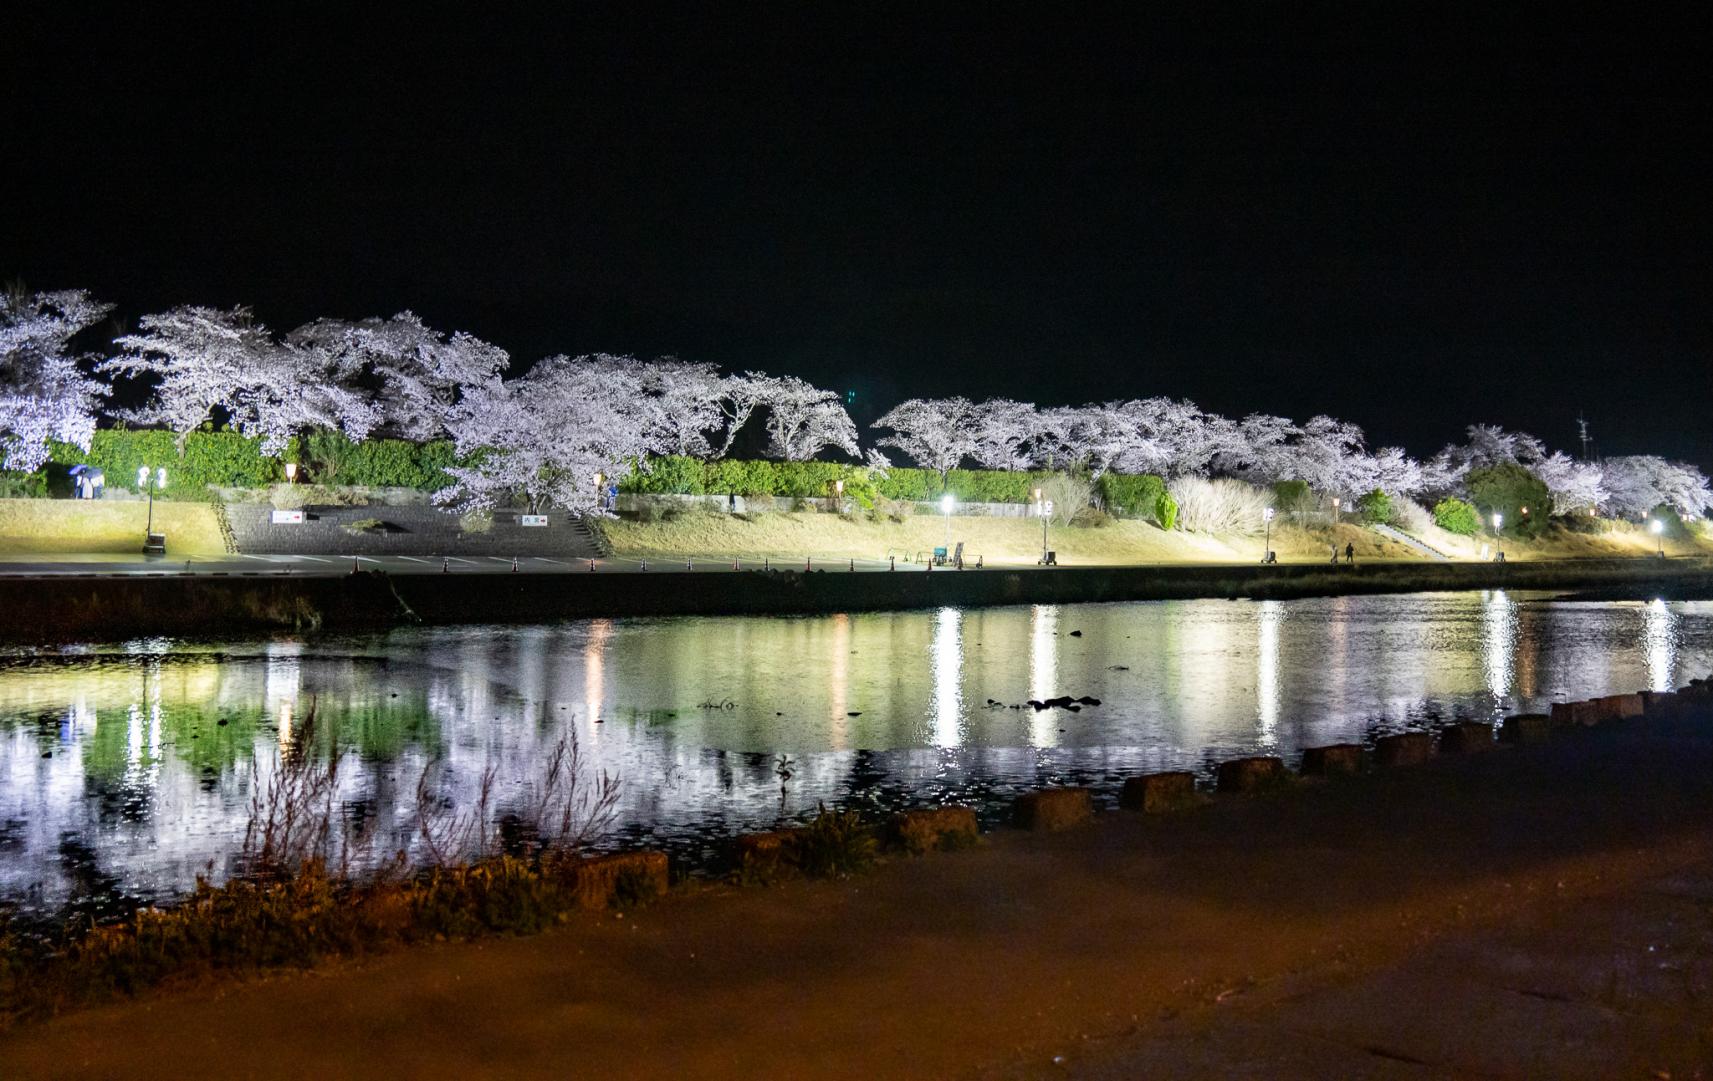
[
  {"x1": 1433, "y1": 497, "x2": 1479, "y2": 535},
  {"x1": 1154, "y1": 490, "x2": 1178, "y2": 531},
  {"x1": 1391, "y1": 497, "x2": 1434, "y2": 534},
  {"x1": 1272, "y1": 479, "x2": 1316, "y2": 517},
  {"x1": 787, "y1": 804, "x2": 878, "y2": 878},
  {"x1": 1097, "y1": 473, "x2": 1167, "y2": 519},
  {"x1": 1466, "y1": 462, "x2": 1551, "y2": 537},
  {"x1": 1355, "y1": 489, "x2": 1394, "y2": 525},
  {"x1": 1169, "y1": 477, "x2": 1273, "y2": 535},
  {"x1": 1039, "y1": 472, "x2": 1093, "y2": 526}
]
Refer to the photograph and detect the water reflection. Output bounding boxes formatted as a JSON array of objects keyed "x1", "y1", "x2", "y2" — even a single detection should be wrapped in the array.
[
  {"x1": 1256, "y1": 600, "x2": 1283, "y2": 745},
  {"x1": 1029, "y1": 604, "x2": 1057, "y2": 748},
  {"x1": 1481, "y1": 589, "x2": 1517, "y2": 713},
  {"x1": 1644, "y1": 599, "x2": 1678, "y2": 693},
  {"x1": 932, "y1": 607, "x2": 963, "y2": 748},
  {"x1": 1, "y1": 593, "x2": 1711, "y2": 912}
]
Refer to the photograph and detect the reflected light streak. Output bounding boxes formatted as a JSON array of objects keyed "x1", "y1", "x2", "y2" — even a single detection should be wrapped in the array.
[
  {"x1": 829, "y1": 613, "x2": 851, "y2": 748},
  {"x1": 584, "y1": 619, "x2": 613, "y2": 723},
  {"x1": 1643, "y1": 599, "x2": 1677, "y2": 693},
  {"x1": 1029, "y1": 605, "x2": 1058, "y2": 747},
  {"x1": 1481, "y1": 590, "x2": 1516, "y2": 711},
  {"x1": 932, "y1": 607, "x2": 964, "y2": 748},
  {"x1": 1257, "y1": 600, "x2": 1283, "y2": 746}
]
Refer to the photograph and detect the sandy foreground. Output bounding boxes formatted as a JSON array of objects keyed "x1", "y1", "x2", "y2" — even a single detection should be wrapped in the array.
[{"x1": 4, "y1": 723, "x2": 1711, "y2": 1079}]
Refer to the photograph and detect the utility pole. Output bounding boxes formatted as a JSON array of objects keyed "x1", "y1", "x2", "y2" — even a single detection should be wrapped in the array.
[{"x1": 1577, "y1": 413, "x2": 1592, "y2": 463}]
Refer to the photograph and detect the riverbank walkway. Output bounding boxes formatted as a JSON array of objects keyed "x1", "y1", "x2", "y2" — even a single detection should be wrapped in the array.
[
  {"x1": 0, "y1": 551, "x2": 1706, "y2": 578},
  {"x1": 5, "y1": 718, "x2": 1712, "y2": 1078}
]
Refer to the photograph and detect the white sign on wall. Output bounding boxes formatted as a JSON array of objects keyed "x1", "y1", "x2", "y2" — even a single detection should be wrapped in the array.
[
  {"x1": 270, "y1": 509, "x2": 305, "y2": 524},
  {"x1": 519, "y1": 514, "x2": 549, "y2": 527}
]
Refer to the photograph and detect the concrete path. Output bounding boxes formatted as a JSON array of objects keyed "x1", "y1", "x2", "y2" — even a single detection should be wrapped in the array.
[{"x1": 5, "y1": 721, "x2": 1713, "y2": 1079}]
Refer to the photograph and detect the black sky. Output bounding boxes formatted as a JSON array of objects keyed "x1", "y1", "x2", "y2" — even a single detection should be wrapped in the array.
[{"x1": 5, "y1": 7, "x2": 1711, "y2": 465}]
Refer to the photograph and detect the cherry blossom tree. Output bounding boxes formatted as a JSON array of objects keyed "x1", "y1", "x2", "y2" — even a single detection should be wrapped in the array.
[
  {"x1": 967, "y1": 398, "x2": 1043, "y2": 471},
  {"x1": 1219, "y1": 413, "x2": 1301, "y2": 482},
  {"x1": 1283, "y1": 415, "x2": 1370, "y2": 495},
  {"x1": 104, "y1": 306, "x2": 375, "y2": 454},
  {"x1": 872, "y1": 397, "x2": 980, "y2": 481},
  {"x1": 750, "y1": 374, "x2": 858, "y2": 461},
  {"x1": 285, "y1": 312, "x2": 509, "y2": 441},
  {"x1": 1364, "y1": 446, "x2": 1428, "y2": 498},
  {"x1": 638, "y1": 358, "x2": 726, "y2": 458},
  {"x1": 1533, "y1": 451, "x2": 1607, "y2": 515},
  {"x1": 0, "y1": 288, "x2": 112, "y2": 471},
  {"x1": 437, "y1": 354, "x2": 663, "y2": 514},
  {"x1": 1601, "y1": 456, "x2": 1713, "y2": 519},
  {"x1": 1428, "y1": 424, "x2": 1548, "y2": 491}
]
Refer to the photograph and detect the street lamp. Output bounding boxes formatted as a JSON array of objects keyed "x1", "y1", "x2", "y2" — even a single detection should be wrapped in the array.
[
  {"x1": 138, "y1": 465, "x2": 167, "y2": 548},
  {"x1": 1651, "y1": 518, "x2": 1664, "y2": 557},
  {"x1": 1492, "y1": 512, "x2": 1503, "y2": 562},
  {"x1": 284, "y1": 462, "x2": 298, "y2": 484},
  {"x1": 1262, "y1": 507, "x2": 1275, "y2": 563},
  {"x1": 940, "y1": 492, "x2": 954, "y2": 548},
  {"x1": 1038, "y1": 497, "x2": 1053, "y2": 564},
  {"x1": 1331, "y1": 497, "x2": 1340, "y2": 524}
]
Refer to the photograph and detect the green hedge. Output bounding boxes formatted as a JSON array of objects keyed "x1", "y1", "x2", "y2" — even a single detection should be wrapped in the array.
[
  {"x1": 302, "y1": 430, "x2": 456, "y2": 489},
  {"x1": 1098, "y1": 473, "x2": 1168, "y2": 518},
  {"x1": 620, "y1": 455, "x2": 1170, "y2": 513},
  {"x1": 49, "y1": 429, "x2": 277, "y2": 497},
  {"x1": 42, "y1": 427, "x2": 457, "y2": 495}
]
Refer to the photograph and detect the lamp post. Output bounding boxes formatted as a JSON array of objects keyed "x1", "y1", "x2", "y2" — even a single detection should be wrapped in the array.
[
  {"x1": 1040, "y1": 498, "x2": 1053, "y2": 564},
  {"x1": 1331, "y1": 497, "x2": 1340, "y2": 524},
  {"x1": 284, "y1": 462, "x2": 297, "y2": 484},
  {"x1": 1651, "y1": 518, "x2": 1664, "y2": 558},
  {"x1": 1262, "y1": 507, "x2": 1274, "y2": 563},
  {"x1": 1492, "y1": 512, "x2": 1503, "y2": 562},
  {"x1": 138, "y1": 465, "x2": 166, "y2": 541},
  {"x1": 940, "y1": 492, "x2": 954, "y2": 548},
  {"x1": 834, "y1": 478, "x2": 844, "y2": 512}
]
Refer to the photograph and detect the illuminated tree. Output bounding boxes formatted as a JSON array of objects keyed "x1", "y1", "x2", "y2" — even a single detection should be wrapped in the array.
[
  {"x1": 751, "y1": 374, "x2": 859, "y2": 460},
  {"x1": 0, "y1": 288, "x2": 112, "y2": 471},
  {"x1": 437, "y1": 354, "x2": 662, "y2": 514},
  {"x1": 1533, "y1": 451, "x2": 1607, "y2": 515},
  {"x1": 966, "y1": 398, "x2": 1043, "y2": 471},
  {"x1": 104, "y1": 305, "x2": 374, "y2": 454},
  {"x1": 1601, "y1": 456, "x2": 1713, "y2": 519},
  {"x1": 285, "y1": 312, "x2": 509, "y2": 441},
  {"x1": 873, "y1": 396, "x2": 980, "y2": 481}
]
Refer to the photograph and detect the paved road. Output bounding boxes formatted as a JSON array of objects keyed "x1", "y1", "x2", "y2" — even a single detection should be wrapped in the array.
[{"x1": 0, "y1": 553, "x2": 989, "y2": 576}]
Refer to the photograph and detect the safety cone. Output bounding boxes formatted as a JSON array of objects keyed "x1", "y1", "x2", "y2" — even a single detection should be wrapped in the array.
[
  {"x1": 442, "y1": 558, "x2": 450, "y2": 573},
  {"x1": 889, "y1": 555, "x2": 895, "y2": 571},
  {"x1": 511, "y1": 556, "x2": 519, "y2": 573}
]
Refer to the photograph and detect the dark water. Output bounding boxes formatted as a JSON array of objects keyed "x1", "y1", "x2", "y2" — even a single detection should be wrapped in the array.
[{"x1": 1, "y1": 591, "x2": 1709, "y2": 913}]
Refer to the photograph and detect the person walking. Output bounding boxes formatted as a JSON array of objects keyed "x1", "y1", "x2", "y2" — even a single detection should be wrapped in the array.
[
  {"x1": 1330, "y1": 543, "x2": 1339, "y2": 565},
  {"x1": 1344, "y1": 542, "x2": 1355, "y2": 565}
]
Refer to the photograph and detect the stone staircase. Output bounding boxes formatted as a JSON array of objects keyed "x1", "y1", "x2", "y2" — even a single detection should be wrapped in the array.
[
  {"x1": 223, "y1": 503, "x2": 604, "y2": 559},
  {"x1": 1370, "y1": 523, "x2": 1451, "y2": 562}
]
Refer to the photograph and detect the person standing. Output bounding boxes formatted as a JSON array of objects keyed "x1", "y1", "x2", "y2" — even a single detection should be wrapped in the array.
[{"x1": 1344, "y1": 542, "x2": 1355, "y2": 564}]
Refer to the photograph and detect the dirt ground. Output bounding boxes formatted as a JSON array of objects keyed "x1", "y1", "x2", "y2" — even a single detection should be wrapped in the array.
[{"x1": 5, "y1": 723, "x2": 1713, "y2": 1079}]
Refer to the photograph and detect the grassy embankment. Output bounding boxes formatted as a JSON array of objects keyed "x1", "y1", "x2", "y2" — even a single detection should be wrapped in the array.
[
  {"x1": 604, "y1": 505, "x2": 1711, "y2": 567},
  {"x1": 0, "y1": 499, "x2": 227, "y2": 557}
]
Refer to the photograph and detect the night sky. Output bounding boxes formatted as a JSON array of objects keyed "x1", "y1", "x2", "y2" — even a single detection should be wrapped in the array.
[{"x1": 6, "y1": 8, "x2": 1710, "y2": 465}]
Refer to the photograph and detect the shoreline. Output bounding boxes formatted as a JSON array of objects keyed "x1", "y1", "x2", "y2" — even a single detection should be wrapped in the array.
[
  {"x1": 2, "y1": 556, "x2": 1711, "y2": 642},
  {"x1": 4, "y1": 691, "x2": 1711, "y2": 1077}
]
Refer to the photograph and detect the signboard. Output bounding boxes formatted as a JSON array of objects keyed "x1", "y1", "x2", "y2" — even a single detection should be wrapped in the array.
[
  {"x1": 519, "y1": 514, "x2": 549, "y2": 527},
  {"x1": 270, "y1": 510, "x2": 305, "y2": 524}
]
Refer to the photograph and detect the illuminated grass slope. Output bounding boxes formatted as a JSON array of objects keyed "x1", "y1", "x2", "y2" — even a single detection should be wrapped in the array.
[
  {"x1": 603, "y1": 508, "x2": 1711, "y2": 567},
  {"x1": 0, "y1": 500, "x2": 227, "y2": 557}
]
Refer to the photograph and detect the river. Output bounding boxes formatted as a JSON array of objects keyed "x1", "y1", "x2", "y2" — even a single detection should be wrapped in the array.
[{"x1": 2, "y1": 591, "x2": 1709, "y2": 914}]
